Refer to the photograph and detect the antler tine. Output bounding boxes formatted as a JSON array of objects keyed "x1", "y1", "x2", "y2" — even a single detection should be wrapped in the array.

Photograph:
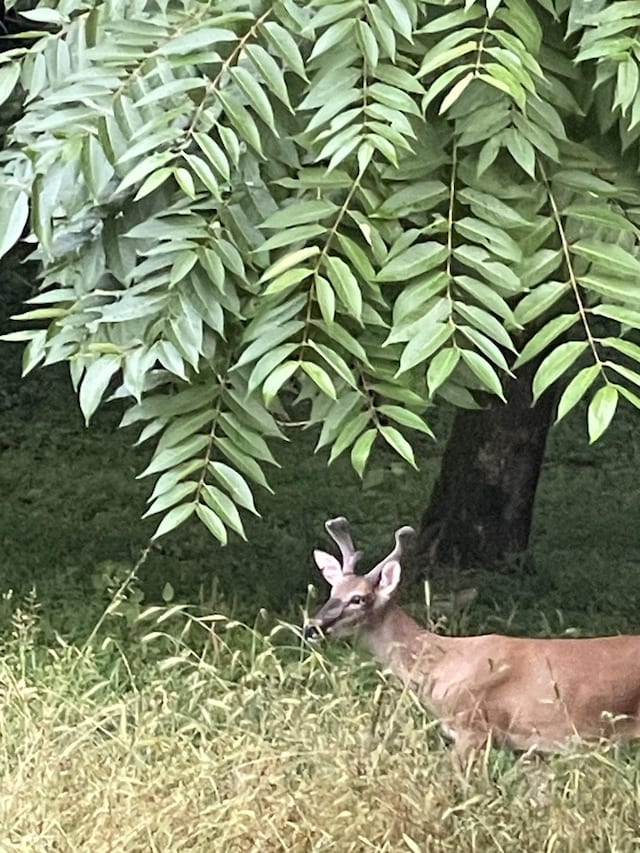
[
  {"x1": 325, "y1": 516, "x2": 362, "y2": 575},
  {"x1": 366, "y1": 525, "x2": 415, "y2": 581}
]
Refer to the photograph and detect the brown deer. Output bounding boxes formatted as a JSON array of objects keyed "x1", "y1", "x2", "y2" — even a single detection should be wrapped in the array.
[{"x1": 304, "y1": 517, "x2": 640, "y2": 761}]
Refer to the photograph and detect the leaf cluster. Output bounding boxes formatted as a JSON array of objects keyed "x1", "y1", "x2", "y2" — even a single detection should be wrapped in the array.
[{"x1": 2, "y1": 0, "x2": 640, "y2": 539}]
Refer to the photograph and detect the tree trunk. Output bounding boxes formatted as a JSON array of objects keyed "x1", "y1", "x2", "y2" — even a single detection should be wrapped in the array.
[{"x1": 417, "y1": 361, "x2": 555, "y2": 572}]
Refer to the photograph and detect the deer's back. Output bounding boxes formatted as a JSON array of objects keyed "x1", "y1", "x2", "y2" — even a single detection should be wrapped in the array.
[{"x1": 420, "y1": 632, "x2": 640, "y2": 751}]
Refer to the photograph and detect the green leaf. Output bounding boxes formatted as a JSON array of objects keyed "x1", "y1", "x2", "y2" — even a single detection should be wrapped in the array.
[
  {"x1": 455, "y1": 218, "x2": 522, "y2": 263},
  {"x1": 587, "y1": 384, "x2": 618, "y2": 444},
  {"x1": 308, "y1": 341, "x2": 356, "y2": 388},
  {"x1": 591, "y1": 304, "x2": 640, "y2": 330},
  {"x1": 377, "y1": 242, "x2": 448, "y2": 282},
  {"x1": 398, "y1": 324, "x2": 452, "y2": 375},
  {"x1": 79, "y1": 356, "x2": 121, "y2": 425},
  {"x1": 513, "y1": 313, "x2": 579, "y2": 369},
  {"x1": 556, "y1": 365, "x2": 600, "y2": 422},
  {"x1": 262, "y1": 360, "x2": 298, "y2": 405},
  {"x1": 213, "y1": 440, "x2": 272, "y2": 493},
  {"x1": 601, "y1": 337, "x2": 640, "y2": 364},
  {"x1": 616, "y1": 57, "x2": 638, "y2": 114},
  {"x1": 218, "y1": 421, "x2": 277, "y2": 470},
  {"x1": 336, "y1": 234, "x2": 376, "y2": 281},
  {"x1": 159, "y1": 27, "x2": 237, "y2": 56},
  {"x1": 261, "y1": 247, "x2": 321, "y2": 282},
  {"x1": 133, "y1": 77, "x2": 205, "y2": 107},
  {"x1": 195, "y1": 504, "x2": 228, "y2": 544},
  {"x1": 261, "y1": 200, "x2": 337, "y2": 229},
  {"x1": 309, "y1": 19, "x2": 355, "y2": 60},
  {"x1": 573, "y1": 240, "x2": 640, "y2": 280},
  {"x1": 263, "y1": 267, "x2": 313, "y2": 297},
  {"x1": 217, "y1": 91, "x2": 264, "y2": 155},
  {"x1": 209, "y1": 461, "x2": 259, "y2": 514},
  {"x1": 520, "y1": 250, "x2": 563, "y2": 290},
  {"x1": 262, "y1": 22, "x2": 308, "y2": 78},
  {"x1": 329, "y1": 411, "x2": 371, "y2": 462},
  {"x1": 170, "y1": 251, "x2": 198, "y2": 286},
  {"x1": 155, "y1": 409, "x2": 214, "y2": 454},
  {"x1": 504, "y1": 128, "x2": 536, "y2": 177},
  {"x1": 377, "y1": 405, "x2": 435, "y2": 437},
  {"x1": 427, "y1": 347, "x2": 461, "y2": 396},
  {"x1": 460, "y1": 349, "x2": 506, "y2": 400},
  {"x1": 356, "y1": 20, "x2": 380, "y2": 70},
  {"x1": 439, "y1": 71, "x2": 474, "y2": 114},
  {"x1": 585, "y1": 271, "x2": 640, "y2": 302},
  {"x1": 152, "y1": 503, "x2": 196, "y2": 540},
  {"x1": 419, "y1": 38, "x2": 478, "y2": 76},
  {"x1": 0, "y1": 191, "x2": 29, "y2": 261},
  {"x1": 316, "y1": 391, "x2": 361, "y2": 450},
  {"x1": 379, "y1": 0, "x2": 413, "y2": 40},
  {"x1": 565, "y1": 203, "x2": 635, "y2": 232},
  {"x1": 376, "y1": 181, "x2": 448, "y2": 219},
  {"x1": 457, "y1": 189, "x2": 529, "y2": 230},
  {"x1": 202, "y1": 484, "x2": 246, "y2": 539},
  {"x1": 532, "y1": 340, "x2": 589, "y2": 402},
  {"x1": 454, "y1": 301, "x2": 516, "y2": 351},
  {"x1": 134, "y1": 167, "x2": 174, "y2": 200},
  {"x1": 245, "y1": 44, "x2": 293, "y2": 109},
  {"x1": 116, "y1": 152, "x2": 175, "y2": 194},
  {"x1": 259, "y1": 223, "x2": 327, "y2": 252},
  {"x1": 0, "y1": 62, "x2": 21, "y2": 107},
  {"x1": 315, "y1": 275, "x2": 335, "y2": 325},
  {"x1": 350, "y1": 428, "x2": 377, "y2": 478},
  {"x1": 141, "y1": 434, "x2": 210, "y2": 477},
  {"x1": 325, "y1": 256, "x2": 362, "y2": 320},
  {"x1": 369, "y1": 82, "x2": 421, "y2": 117},
  {"x1": 143, "y1": 481, "x2": 198, "y2": 518},
  {"x1": 514, "y1": 281, "x2": 570, "y2": 326},
  {"x1": 193, "y1": 133, "x2": 230, "y2": 180},
  {"x1": 182, "y1": 153, "x2": 221, "y2": 198},
  {"x1": 230, "y1": 66, "x2": 277, "y2": 132},
  {"x1": 248, "y1": 343, "x2": 299, "y2": 394},
  {"x1": 454, "y1": 276, "x2": 518, "y2": 325},
  {"x1": 380, "y1": 426, "x2": 417, "y2": 469},
  {"x1": 460, "y1": 326, "x2": 511, "y2": 373},
  {"x1": 605, "y1": 361, "x2": 640, "y2": 390},
  {"x1": 300, "y1": 361, "x2": 337, "y2": 399},
  {"x1": 236, "y1": 320, "x2": 304, "y2": 367}
]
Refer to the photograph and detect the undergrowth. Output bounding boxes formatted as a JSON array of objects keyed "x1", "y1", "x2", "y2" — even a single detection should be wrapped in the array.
[{"x1": 0, "y1": 594, "x2": 639, "y2": 852}]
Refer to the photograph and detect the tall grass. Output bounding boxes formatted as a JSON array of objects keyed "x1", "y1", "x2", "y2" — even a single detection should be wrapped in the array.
[{"x1": 1, "y1": 599, "x2": 640, "y2": 852}]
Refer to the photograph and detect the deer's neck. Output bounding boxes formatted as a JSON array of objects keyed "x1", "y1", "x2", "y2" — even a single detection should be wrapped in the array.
[{"x1": 359, "y1": 603, "x2": 439, "y2": 686}]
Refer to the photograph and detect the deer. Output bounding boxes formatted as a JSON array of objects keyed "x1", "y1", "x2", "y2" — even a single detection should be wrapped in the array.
[{"x1": 304, "y1": 517, "x2": 640, "y2": 762}]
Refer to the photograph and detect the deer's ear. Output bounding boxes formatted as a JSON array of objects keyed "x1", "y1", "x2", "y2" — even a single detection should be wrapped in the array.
[
  {"x1": 377, "y1": 560, "x2": 401, "y2": 599},
  {"x1": 313, "y1": 550, "x2": 343, "y2": 586}
]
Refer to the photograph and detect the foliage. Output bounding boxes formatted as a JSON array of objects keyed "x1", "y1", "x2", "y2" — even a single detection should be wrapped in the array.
[{"x1": 3, "y1": 0, "x2": 640, "y2": 542}]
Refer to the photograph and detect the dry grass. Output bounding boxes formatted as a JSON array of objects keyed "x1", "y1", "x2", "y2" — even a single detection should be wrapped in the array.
[{"x1": 1, "y1": 608, "x2": 640, "y2": 853}]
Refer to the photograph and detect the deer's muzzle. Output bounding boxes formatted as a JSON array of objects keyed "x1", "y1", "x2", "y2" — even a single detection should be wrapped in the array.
[{"x1": 304, "y1": 597, "x2": 343, "y2": 640}]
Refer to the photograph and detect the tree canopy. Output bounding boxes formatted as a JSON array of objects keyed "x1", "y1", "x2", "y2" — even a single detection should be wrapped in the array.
[{"x1": 1, "y1": 0, "x2": 640, "y2": 542}]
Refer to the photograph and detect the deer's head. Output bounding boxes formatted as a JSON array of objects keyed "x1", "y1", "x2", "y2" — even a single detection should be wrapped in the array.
[{"x1": 304, "y1": 517, "x2": 414, "y2": 640}]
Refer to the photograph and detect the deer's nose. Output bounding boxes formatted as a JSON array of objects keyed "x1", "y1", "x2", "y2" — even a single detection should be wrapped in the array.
[{"x1": 304, "y1": 623, "x2": 321, "y2": 641}]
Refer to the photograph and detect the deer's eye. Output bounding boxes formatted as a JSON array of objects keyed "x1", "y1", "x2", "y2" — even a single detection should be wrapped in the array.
[{"x1": 350, "y1": 595, "x2": 364, "y2": 606}]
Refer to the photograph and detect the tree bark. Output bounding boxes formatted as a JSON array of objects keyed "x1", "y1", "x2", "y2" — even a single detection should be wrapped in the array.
[{"x1": 416, "y1": 361, "x2": 555, "y2": 572}]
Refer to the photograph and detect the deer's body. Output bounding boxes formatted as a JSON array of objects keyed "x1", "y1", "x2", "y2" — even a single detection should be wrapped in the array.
[
  {"x1": 361, "y1": 603, "x2": 640, "y2": 756},
  {"x1": 305, "y1": 518, "x2": 640, "y2": 761}
]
